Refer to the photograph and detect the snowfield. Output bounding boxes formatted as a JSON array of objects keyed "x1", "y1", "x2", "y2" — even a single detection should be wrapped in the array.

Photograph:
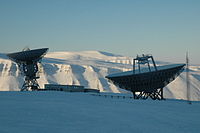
[
  {"x1": 0, "y1": 50, "x2": 200, "y2": 101},
  {"x1": 0, "y1": 91, "x2": 199, "y2": 133}
]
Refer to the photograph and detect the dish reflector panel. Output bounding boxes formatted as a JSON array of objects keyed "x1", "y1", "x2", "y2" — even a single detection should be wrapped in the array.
[{"x1": 7, "y1": 48, "x2": 48, "y2": 63}]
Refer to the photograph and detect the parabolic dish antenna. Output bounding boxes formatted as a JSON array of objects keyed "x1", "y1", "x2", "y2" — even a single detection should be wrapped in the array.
[
  {"x1": 106, "y1": 54, "x2": 185, "y2": 100},
  {"x1": 7, "y1": 48, "x2": 49, "y2": 91},
  {"x1": 7, "y1": 48, "x2": 48, "y2": 63}
]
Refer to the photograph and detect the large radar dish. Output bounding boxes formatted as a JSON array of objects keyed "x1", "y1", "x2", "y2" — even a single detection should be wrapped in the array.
[
  {"x1": 106, "y1": 54, "x2": 185, "y2": 100},
  {"x1": 6, "y1": 48, "x2": 49, "y2": 91},
  {"x1": 7, "y1": 48, "x2": 48, "y2": 63}
]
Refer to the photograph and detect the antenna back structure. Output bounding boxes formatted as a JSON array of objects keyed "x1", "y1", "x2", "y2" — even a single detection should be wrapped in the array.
[{"x1": 6, "y1": 48, "x2": 49, "y2": 91}]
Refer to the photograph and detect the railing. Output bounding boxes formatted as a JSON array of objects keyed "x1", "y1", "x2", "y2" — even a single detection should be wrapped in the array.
[{"x1": 90, "y1": 93, "x2": 134, "y2": 99}]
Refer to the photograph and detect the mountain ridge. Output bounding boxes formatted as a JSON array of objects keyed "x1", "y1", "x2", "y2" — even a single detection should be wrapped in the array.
[{"x1": 0, "y1": 50, "x2": 200, "y2": 101}]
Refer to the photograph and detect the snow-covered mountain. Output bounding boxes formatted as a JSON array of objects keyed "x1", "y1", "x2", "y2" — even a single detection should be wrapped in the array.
[{"x1": 0, "y1": 51, "x2": 200, "y2": 101}]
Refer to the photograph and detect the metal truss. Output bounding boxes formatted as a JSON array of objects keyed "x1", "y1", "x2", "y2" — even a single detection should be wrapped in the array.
[{"x1": 133, "y1": 88, "x2": 164, "y2": 100}]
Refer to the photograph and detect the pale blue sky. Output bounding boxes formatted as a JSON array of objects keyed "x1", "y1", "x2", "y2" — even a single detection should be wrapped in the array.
[{"x1": 0, "y1": 0, "x2": 200, "y2": 64}]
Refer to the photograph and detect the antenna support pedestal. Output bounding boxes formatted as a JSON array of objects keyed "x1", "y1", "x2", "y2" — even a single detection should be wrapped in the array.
[{"x1": 6, "y1": 48, "x2": 49, "y2": 91}]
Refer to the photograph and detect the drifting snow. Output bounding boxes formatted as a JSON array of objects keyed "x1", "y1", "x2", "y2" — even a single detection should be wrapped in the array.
[{"x1": 0, "y1": 91, "x2": 199, "y2": 133}]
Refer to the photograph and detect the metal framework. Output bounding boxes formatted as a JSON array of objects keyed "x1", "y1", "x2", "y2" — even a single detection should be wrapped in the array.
[
  {"x1": 20, "y1": 62, "x2": 40, "y2": 91},
  {"x1": 186, "y1": 52, "x2": 191, "y2": 104},
  {"x1": 106, "y1": 54, "x2": 185, "y2": 100},
  {"x1": 133, "y1": 54, "x2": 157, "y2": 74},
  {"x1": 133, "y1": 88, "x2": 163, "y2": 100},
  {"x1": 22, "y1": 77, "x2": 40, "y2": 91},
  {"x1": 7, "y1": 48, "x2": 48, "y2": 91}
]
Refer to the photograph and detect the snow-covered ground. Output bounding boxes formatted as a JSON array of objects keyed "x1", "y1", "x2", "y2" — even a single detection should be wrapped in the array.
[
  {"x1": 0, "y1": 51, "x2": 200, "y2": 101},
  {"x1": 0, "y1": 91, "x2": 199, "y2": 133}
]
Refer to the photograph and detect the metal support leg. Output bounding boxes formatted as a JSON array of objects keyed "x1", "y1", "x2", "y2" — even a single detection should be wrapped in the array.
[{"x1": 133, "y1": 88, "x2": 164, "y2": 100}]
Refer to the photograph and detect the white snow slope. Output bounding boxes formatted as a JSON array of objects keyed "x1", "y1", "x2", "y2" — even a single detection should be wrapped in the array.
[
  {"x1": 0, "y1": 91, "x2": 199, "y2": 133},
  {"x1": 0, "y1": 51, "x2": 200, "y2": 101}
]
